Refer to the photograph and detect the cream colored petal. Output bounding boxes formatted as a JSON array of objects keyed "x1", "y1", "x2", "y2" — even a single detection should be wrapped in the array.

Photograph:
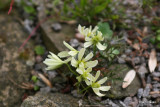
[
  {"x1": 78, "y1": 48, "x2": 85, "y2": 61},
  {"x1": 84, "y1": 42, "x2": 92, "y2": 48},
  {"x1": 99, "y1": 86, "x2": 111, "y2": 91},
  {"x1": 58, "y1": 51, "x2": 70, "y2": 58},
  {"x1": 68, "y1": 51, "x2": 78, "y2": 56},
  {"x1": 84, "y1": 52, "x2": 93, "y2": 61},
  {"x1": 63, "y1": 41, "x2": 76, "y2": 51},
  {"x1": 49, "y1": 52, "x2": 62, "y2": 61},
  {"x1": 96, "y1": 42, "x2": 106, "y2": 50},
  {"x1": 93, "y1": 88, "x2": 105, "y2": 97},
  {"x1": 94, "y1": 70, "x2": 100, "y2": 82},
  {"x1": 86, "y1": 60, "x2": 98, "y2": 68},
  {"x1": 71, "y1": 57, "x2": 78, "y2": 67},
  {"x1": 98, "y1": 77, "x2": 108, "y2": 84},
  {"x1": 85, "y1": 37, "x2": 92, "y2": 41}
]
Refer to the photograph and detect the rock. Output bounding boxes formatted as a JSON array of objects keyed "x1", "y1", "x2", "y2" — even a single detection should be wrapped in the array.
[
  {"x1": 21, "y1": 92, "x2": 80, "y2": 107},
  {"x1": 133, "y1": 57, "x2": 140, "y2": 65},
  {"x1": 40, "y1": 87, "x2": 51, "y2": 93},
  {"x1": 118, "y1": 57, "x2": 126, "y2": 64},
  {"x1": 37, "y1": 0, "x2": 76, "y2": 54},
  {"x1": 143, "y1": 84, "x2": 151, "y2": 98},
  {"x1": 105, "y1": 64, "x2": 141, "y2": 99},
  {"x1": 69, "y1": 39, "x2": 79, "y2": 48},
  {"x1": 0, "y1": 14, "x2": 34, "y2": 106},
  {"x1": 152, "y1": 72, "x2": 160, "y2": 77},
  {"x1": 137, "y1": 88, "x2": 144, "y2": 99},
  {"x1": 51, "y1": 23, "x2": 62, "y2": 32},
  {"x1": 123, "y1": 97, "x2": 132, "y2": 106},
  {"x1": 35, "y1": 55, "x2": 43, "y2": 63}
]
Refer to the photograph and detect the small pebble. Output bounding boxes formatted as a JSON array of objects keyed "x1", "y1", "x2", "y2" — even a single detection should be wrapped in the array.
[
  {"x1": 51, "y1": 23, "x2": 62, "y2": 32},
  {"x1": 133, "y1": 57, "x2": 140, "y2": 65},
  {"x1": 35, "y1": 80, "x2": 46, "y2": 87},
  {"x1": 137, "y1": 88, "x2": 144, "y2": 99},
  {"x1": 69, "y1": 39, "x2": 79, "y2": 48},
  {"x1": 75, "y1": 33, "x2": 85, "y2": 41},
  {"x1": 152, "y1": 72, "x2": 160, "y2": 77},
  {"x1": 40, "y1": 87, "x2": 51, "y2": 93},
  {"x1": 118, "y1": 57, "x2": 126, "y2": 64},
  {"x1": 35, "y1": 55, "x2": 43, "y2": 63},
  {"x1": 124, "y1": 97, "x2": 132, "y2": 106},
  {"x1": 47, "y1": 71, "x2": 57, "y2": 80},
  {"x1": 143, "y1": 84, "x2": 151, "y2": 98}
]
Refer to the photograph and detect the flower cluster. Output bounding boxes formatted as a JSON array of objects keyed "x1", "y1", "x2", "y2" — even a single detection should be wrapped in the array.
[
  {"x1": 43, "y1": 25, "x2": 110, "y2": 97},
  {"x1": 78, "y1": 25, "x2": 106, "y2": 50}
]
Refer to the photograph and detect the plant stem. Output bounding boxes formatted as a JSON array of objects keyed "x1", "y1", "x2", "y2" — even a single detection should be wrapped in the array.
[
  {"x1": 93, "y1": 44, "x2": 96, "y2": 56},
  {"x1": 66, "y1": 64, "x2": 78, "y2": 76},
  {"x1": 80, "y1": 85, "x2": 91, "y2": 93}
]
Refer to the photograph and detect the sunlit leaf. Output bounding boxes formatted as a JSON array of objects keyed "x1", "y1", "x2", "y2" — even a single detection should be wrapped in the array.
[
  {"x1": 122, "y1": 70, "x2": 136, "y2": 88},
  {"x1": 148, "y1": 49, "x2": 157, "y2": 72}
]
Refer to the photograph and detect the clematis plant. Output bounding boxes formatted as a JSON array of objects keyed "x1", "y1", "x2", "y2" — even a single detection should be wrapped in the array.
[{"x1": 43, "y1": 24, "x2": 121, "y2": 97}]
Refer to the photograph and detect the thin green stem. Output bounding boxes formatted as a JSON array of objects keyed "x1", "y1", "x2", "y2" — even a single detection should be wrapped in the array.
[
  {"x1": 66, "y1": 64, "x2": 78, "y2": 76},
  {"x1": 93, "y1": 44, "x2": 96, "y2": 56},
  {"x1": 80, "y1": 85, "x2": 91, "y2": 93}
]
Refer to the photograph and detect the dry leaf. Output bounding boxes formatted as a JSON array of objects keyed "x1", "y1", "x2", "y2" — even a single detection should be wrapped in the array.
[
  {"x1": 122, "y1": 70, "x2": 136, "y2": 88},
  {"x1": 148, "y1": 49, "x2": 157, "y2": 73},
  {"x1": 133, "y1": 43, "x2": 140, "y2": 50},
  {"x1": 38, "y1": 73, "x2": 53, "y2": 88}
]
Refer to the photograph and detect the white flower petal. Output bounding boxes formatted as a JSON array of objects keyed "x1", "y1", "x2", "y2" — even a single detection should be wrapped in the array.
[
  {"x1": 84, "y1": 52, "x2": 93, "y2": 61},
  {"x1": 85, "y1": 37, "x2": 92, "y2": 41},
  {"x1": 78, "y1": 48, "x2": 85, "y2": 61},
  {"x1": 94, "y1": 70, "x2": 100, "y2": 82},
  {"x1": 85, "y1": 80, "x2": 91, "y2": 86},
  {"x1": 71, "y1": 57, "x2": 78, "y2": 67},
  {"x1": 99, "y1": 86, "x2": 111, "y2": 91},
  {"x1": 84, "y1": 42, "x2": 92, "y2": 48},
  {"x1": 86, "y1": 67, "x2": 92, "y2": 73},
  {"x1": 93, "y1": 88, "x2": 105, "y2": 97},
  {"x1": 98, "y1": 77, "x2": 108, "y2": 84},
  {"x1": 64, "y1": 57, "x2": 72, "y2": 63},
  {"x1": 96, "y1": 42, "x2": 106, "y2": 50},
  {"x1": 86, "y1": 60, "x2": 98, "y2": 68},
  {"x1": 49, "y1": 52, "x2": 62, "y2": 61},
  {"x1": 68, "y1": 51, "x2": 78, "y2": 56},
  {"x1": 63, "y1": 41, "x2": 76, "y2": 51},
  {"x1": 76, "y1": 68, "x2": 83, "y2": 74},
  {"x1": 58, "y1": 51, "x2": 70, "y2": 58}
]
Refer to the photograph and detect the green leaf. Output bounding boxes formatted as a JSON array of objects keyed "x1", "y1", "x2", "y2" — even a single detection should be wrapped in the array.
[
  {"x1": 156, "y1": 35, "x2": 160, "y2": 41},
  {"x1": 157, "y1": 43, "x2": 160, "y2": 49},
  {"x1": 23, "y1": 6, "x2": 36, "y2": 14},
  {"x1": 112, "y1": 49, "x2": 119, "y2": 55},
  {"x1": 150, "y1": 37, "x2": 156, "y2": 44},
  {"x1": 97, "y1": 22, "x2": 113, "y2": 39},
  {"x1": 94, "y1": 1, "x2": 109, "y2": 14},
  {"x1": 31, "y1": 76, "x2": 38, "y2": 83},
  {"x1": 34, "y1": 85, "x2": 40, "y2": 91},
  {"x1": 34, "y1": 45, "x2": 45, "y2": 55}
]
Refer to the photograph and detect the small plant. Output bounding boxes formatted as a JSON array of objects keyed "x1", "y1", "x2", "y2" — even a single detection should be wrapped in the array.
[
  {"x1": 52, "y1": 0, "x2": 115, "y2": 25},
  {"x1": 34, "y1": 45, "x2": 45, "y2": 55},
  {"x1": 150, "y1": 29, "x2": 160, "y2": 49},
  {"x1": 43, "y1": 24, "x2": 122, "y2": 97}
]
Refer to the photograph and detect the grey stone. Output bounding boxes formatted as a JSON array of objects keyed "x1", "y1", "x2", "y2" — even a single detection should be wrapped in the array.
[
  {"x1": 51, "y1": 23, "x2": 62, "y2": 32},
  {"x1": 124, "y1": 97, "x2": 132, "y2": 106},
  {"x1": 35, "y1": 55, "x2": 43, "y2": 63},
  {"x1": 137, "y1": 88, "x2": 144, "y2": 99},
  {"x1": 0, "y1": 14, "x2": 34, "y2": 107},
  {"x1": 152, "y1": 72, "x2": 160, "y2": 77},
  {"x1": 118, "y1": 57, "x2": 126, "y2": 64},
  {"x1": 105, "y1": 64, "x2": 141, "y2": 98},
  {"x1": 69, "y1": 39, "x2": 79, "y2": 48},
  {"x1": 37, "y1": 1, "x2": 76, "y2": 54},
  {"x1": 143, "y1": 84, "x2": 151, "y2": 98},
  {"x1": 40, "y1": 87, "x2": 51, "y2": 93},
  {"x1": 21, "y1": 92, "x2": 79, "y2": 107},
  {"x1": 133, "y1": 57, "x2": 140, "y2": 65},
  {"x1": 35, "y1": 80, "x2": 46, "y2": 87},
  {"x1": 137, "y1": 65, "x2": 148, "y2": 78},
  {"x1": 147, "y1": 75, "x2": 152, "y2": 84}
]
